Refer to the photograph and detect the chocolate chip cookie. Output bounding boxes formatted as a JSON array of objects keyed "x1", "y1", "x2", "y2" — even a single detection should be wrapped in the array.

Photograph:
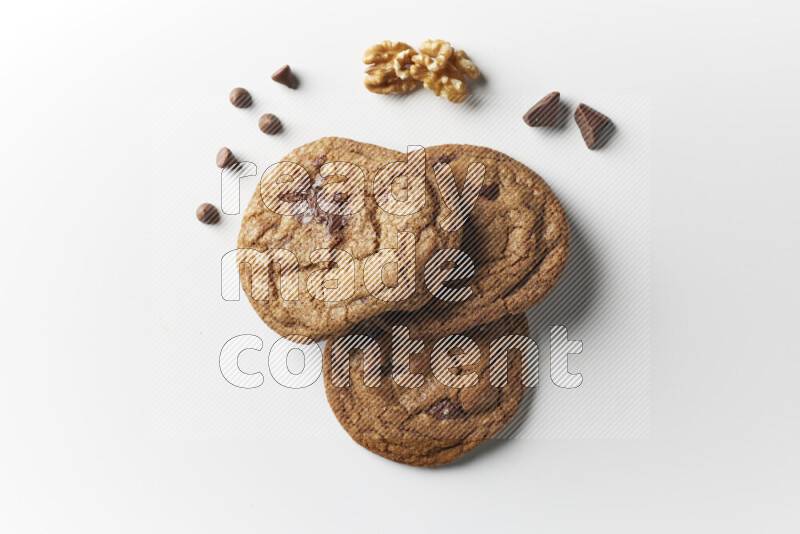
[
  {"x1": 324, "y1": 313, "x2": 530, "y2": 467},
  {"x1": 376, "y1": 144, "x2": 569, "y2": 337},
  {"x1": 237, "y1": 137, "x2": 461, "y2": 341}
]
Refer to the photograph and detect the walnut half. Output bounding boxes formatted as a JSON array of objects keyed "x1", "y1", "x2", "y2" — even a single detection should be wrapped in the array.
[
  {"x1": 362, "y1": 39, "x2": 481, "y2": 103},
  {"x1": 411, "y1": 40, "x2": 480, "y2": 103},
  {"x1": 363, "y1": 41, "x2": 420, "y2": 95}
]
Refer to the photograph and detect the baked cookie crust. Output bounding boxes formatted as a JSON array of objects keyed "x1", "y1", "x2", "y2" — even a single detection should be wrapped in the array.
[
  {"x1": 324, "y1": 313, "x2": 530, "y2": 467},
  {"x1": 376, "y1": 144, "x2": 569, "y2": 337},
  {"x1": 237, "y1": 137, "x2": 462, "y2": 341}
]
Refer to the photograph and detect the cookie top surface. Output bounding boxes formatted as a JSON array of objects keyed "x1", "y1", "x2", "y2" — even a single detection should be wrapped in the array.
[
  {"x1": 377, "y1": 144, "x2": 570, "y2": 337},
  {"x1": 237, "y1": 137, "x2": 461, "y2": 341},
  {"x1": 324, "y1": 313, "x2": 530, "y2": 467}
]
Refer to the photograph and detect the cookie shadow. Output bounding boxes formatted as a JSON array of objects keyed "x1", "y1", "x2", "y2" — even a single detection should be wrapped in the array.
[
  {"x1": 436, "y1": 209, "x2": 603, "y2": 467},
  {"x1": 461, "y1": 92, "x2": 486, "y2": 110},
  {"x1": 436, "y1": 385, "x2": 538, "y2": 469},
  {"x1": 590, "y1": 121, "x2": 617, "y2": 150},
  {"x1": 526, "y1": 204, "x2": 603, "y2": 333},
  {"x1": 507, "y1": 208, "x2": 602, "y2": 439},
  {"x1": 473, "y1": 70, "x2": 489, "y2": 89}
]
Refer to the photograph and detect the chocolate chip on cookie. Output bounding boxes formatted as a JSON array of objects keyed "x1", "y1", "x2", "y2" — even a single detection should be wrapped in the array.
[
  {"x1": 478, "y1": 182, "x2": 500, "y2": 200},
  {"x1": 229, "y1": 87, "x2": 252, "y2": 108},
  {"x1": 236, "y1": 137, "x2": 462, "y2": 342},
  {"x1": 258, "y1": 114, "x2": 282, "y2": 134},
  {"x1": 432, "y1": 153, "x2": 456, "y2": 171},
  {"x1": 196, "y1": 203, "x2": 220, "y2": 224},
  {"x1": 324, "y1": 314, "x2": 530, "y2": 467},
  {"x1": 375, "y1": 144, "x2": 569, "y2": 339},
  {"x1": 427, "y1": 398, "x2": 466, "y2": 420},
  {"x1": 287, "y1": 176, "x2": 352, "y2": 234}
]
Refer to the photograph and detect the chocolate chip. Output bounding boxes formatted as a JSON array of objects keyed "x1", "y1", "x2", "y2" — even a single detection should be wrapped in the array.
[
  {"x1": 432, "y1": 154, "x2": 456, "y2": 171},
  {"x1": 433, "y1": 154, "x2": 456, "y2": 167},
  {"x1": 259, "y1": 114, "x2": 282, "y2": 135},
  {"x1": 216, "y1": 147, "x2": 236, "y2": 168},
  {"x1": 196, "y1": 203, "x2": 220, "y2": 224},
  {"x1": 271, "y1": 65, "x2": 295, "y2": 89},
  {"x1": 285, "y1": 183, "x2": 351, "y2": 235},
  {"x1": 523, "y1": 91, "x2": 559, "y2": 127},
  {"x1": 279, "y1": 191, "x2": 308, "y2": 203},
  {"x1": 426, "y1": 398, "x2": 466, "y2": 420},
  {"x1": 574, "y1": 103, "x2": 612, "y2": 149},
  {"x1": 380, "y1": 362, "x2": 394, "y2": 377},
  {"x1": 479, "y1": 182, "x2": 500, "y2": 200},
  {"x1": 229, "y1": 87, "x2": 252, "y2": 108},
  {"x1": 325, "y1": 214, "x2": 346, "y2": 234}
]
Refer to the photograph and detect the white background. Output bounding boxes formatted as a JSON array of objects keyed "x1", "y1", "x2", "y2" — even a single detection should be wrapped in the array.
[{"x1": 1, "y1": 0, "x2": 799, "y2": 532}]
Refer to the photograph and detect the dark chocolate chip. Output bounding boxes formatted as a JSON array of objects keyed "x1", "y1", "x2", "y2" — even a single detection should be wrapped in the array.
[
  {"x1": 479, "y1": 182, "x2": 500, "y2": 200},
  {"x1": 523, "y1": 91, "x2": 559, "y2": 127},
  {"x1": 285, "y1": 182, "x2": 352, "y2": 235},
  {"x1": 259, "y1": 114, "x2": 282, "y2": 135},
  {"x1": 279, "y1": 191, "x2": 308, "y2": 203},
  {"x1": 380, "y1": 362, "x2": 394, "y2": 377},
  {"x1": 196, "y1": 203, "x2": 220, "y2": 224},
  {"x1": 432, "y1": 154, "x2": 456, "y2": 172},
  {"x1": 574, "y1": 103, "x2": 612, "y2": 149},
  {"x1": 229, "y1": 87, "x2": 252, "y2": 108},
  {"x1": 216, "y1": 147, "x2": 236, "y2": 168},
  {"x1": 325, "y1": 214, "x2": 346, "y2": 234},
  {"x1": 433, "y1": 154, "x2": 456, "y2": 166},
  {"x1": 271, "y1": 65, "x2": 295, "y2": 89},
  {"x1": 426, "y1": 398, "x2": 466, "y2": 420}
]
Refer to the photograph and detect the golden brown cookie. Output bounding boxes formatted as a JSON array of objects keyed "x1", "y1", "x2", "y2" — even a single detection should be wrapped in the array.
[
  {"x1": 376, "y1": 144, "x2": 569, "y2": 337},
  {"x1": 324, "y1": 314, "x2": 531, "y2": 467},
  {"x1": 237, "y1": 137, "x2": 461, "y2": 341}
]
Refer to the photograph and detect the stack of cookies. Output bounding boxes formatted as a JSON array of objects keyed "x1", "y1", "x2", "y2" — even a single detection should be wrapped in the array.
[{"x1": 238, "y1": 137, "x2": 570, "y2": 466}]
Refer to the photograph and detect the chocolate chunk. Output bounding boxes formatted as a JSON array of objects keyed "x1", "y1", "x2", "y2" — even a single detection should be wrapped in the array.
[
  {"x1": 380, "y1": 362, "x2": 394, "y2": 377},
  {"x1": 426, "y1": 398, "x2": 466, "y2": 420},
  {"x1": 229, "y1": 87, "x2": 252, "y2": 108},
  {"x1": 271, "y1": 65, "x2": 295, "y2": 89},
  {"x1": 432, "y1": 154, "x2": 456, "y2": 169},
  {"x1": 279, "y1": 191, "x2": 308, "y2": 203},
  {"x1": 196, "y1": 203, "x2": 220, "y2": 224},
  {"x1": 259, "y1": 114, "x2": 282, "y2": 135},
  {"x1": 523, "y1": 91, "x2": 559, "y2": 127},
  {"x1": 574, "y1": 103, "x2": 612, "y2": 149},
  {"x1": 479, "y1": 182, "x2": 500, "y2": 200},
  {"x1": 216, "y1": 147, "x2": 236, "y2": 168},
  {"x1": 285, "y1": 179, "x2": 352, "y2": 235},
  {"x1": 325, "y1": 214, "x2": 346, "y2": 234}
]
